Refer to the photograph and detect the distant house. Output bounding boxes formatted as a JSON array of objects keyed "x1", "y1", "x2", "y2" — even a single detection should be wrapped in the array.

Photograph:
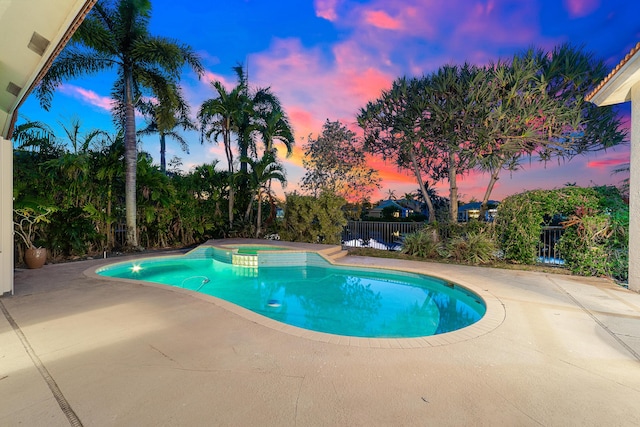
[
  {"x1": 457, "y1": 201, "x2": 499, "y2": 222},
  {"x1": 368, "y1": 199, "x2": 414, "y2": 219}
]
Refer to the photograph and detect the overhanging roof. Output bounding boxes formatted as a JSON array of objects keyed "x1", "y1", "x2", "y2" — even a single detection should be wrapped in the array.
[
  {"x1": 586, "y1": 41, "x2": 640, "y2": 106},
  {"x1": 0, "y1": 0, "x2": 96, "y2": 138}
]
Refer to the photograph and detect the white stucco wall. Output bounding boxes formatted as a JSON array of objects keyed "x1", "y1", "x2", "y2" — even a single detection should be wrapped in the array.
[
  {"x1": 0, "y1": 136, "x2": 13, "y2": 295},
  {"x1": 629, "y1": 85, "x2": 640, "y2": 292}
]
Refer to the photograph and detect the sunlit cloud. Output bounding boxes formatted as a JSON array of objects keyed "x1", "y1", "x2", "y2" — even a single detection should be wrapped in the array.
[
  {"x1": 249, "y1": 37, "x2": 394, "y2": 146},
  {"x1": 59, "y1": 84, "x2": 113, "y2": 112},
  {"x1": 363, "y1": 10, "x2": 402, "y2": 30},
  {"x1": 162, "y1": 0, "x2": 630, "y2": 201},
  {"x1": 314, "y1": 0, "x2": 340, "y2": 21},
  {"x1": 587, "y1": 152, "x2": 630, "y2": 169},
  {"x1": 202, "y1": 71, "x2": 234, "y2": 89},
  {"x1": 563, "y1": 0, "x2": 599, "y2": 18}
]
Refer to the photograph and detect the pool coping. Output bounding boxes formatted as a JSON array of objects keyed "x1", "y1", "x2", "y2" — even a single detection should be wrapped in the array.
[{"x1": 85, "y1": 240, "x2": 505, "y2": 348}]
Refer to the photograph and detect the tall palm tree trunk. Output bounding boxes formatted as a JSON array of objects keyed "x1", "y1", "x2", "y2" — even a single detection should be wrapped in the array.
[
  {"x1": 124, "y1": 72, "x2": 139, "y2": 248},
  {"x1": 223, "y1": 129, "x2": 234, "y2": 224},
  {"x1": 160, "y1": 133, "x2": 167, "y2": 174},
  {"x1": 255, "y1": 188, "x2": 263, "y2": 237}
]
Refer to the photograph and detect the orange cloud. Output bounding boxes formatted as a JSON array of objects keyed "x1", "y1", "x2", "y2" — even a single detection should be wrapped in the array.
[
  {"x1": 249, "y1": 37, "x2": 394, "y2": 146},
  {"x1": 363, "y1": 10, "x2": 403, "y2": 30}
]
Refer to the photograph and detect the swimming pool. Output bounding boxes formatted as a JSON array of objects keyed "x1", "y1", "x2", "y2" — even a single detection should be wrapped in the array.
[{"x1": 96, "y1": 247, "x2": 486, "y2": 338}]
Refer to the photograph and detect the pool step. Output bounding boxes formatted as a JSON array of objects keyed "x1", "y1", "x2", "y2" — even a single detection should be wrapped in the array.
[{"x1": 321, "y1": 245, "x2": 349, "y2": 263}]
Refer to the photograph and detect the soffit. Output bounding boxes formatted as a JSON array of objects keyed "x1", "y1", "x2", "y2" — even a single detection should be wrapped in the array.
[
  {"x1": 586, "y1": 42, "x2": 640, "y2": 106},
  {"x1": 0, "y1": 0, "x2": 95, "y2": 137}
]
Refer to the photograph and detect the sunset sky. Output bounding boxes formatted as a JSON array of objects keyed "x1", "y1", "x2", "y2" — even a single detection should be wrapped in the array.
[{"x1": 19, "y1": 0, "x2": 639, "y2": 202}]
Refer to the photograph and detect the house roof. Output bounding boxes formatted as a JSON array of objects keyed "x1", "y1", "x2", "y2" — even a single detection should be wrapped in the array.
[
  {"x1": 0, "y1": 0, "x2": 96, "y2": 138},
  {"x1": 585, "y1": 41, "x2": 640, "y2": 106},
  {"x1": 372, "y1": 199, "x2": 411, "y2": 211}
]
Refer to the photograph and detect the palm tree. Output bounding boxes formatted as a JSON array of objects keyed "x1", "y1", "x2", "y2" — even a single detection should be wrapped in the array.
[
  {"x1": 12, "y1": 118, "x2": 60, "y2": 156},
  {"x1": 242, "y1": 152, "x2": 287, "y2": 237},
  {"x1": 138, "y1": 94, "x2": 195, "y2": 175},
  {"x1": 386, "y1": 189, "x2": 397, "y2": 200},
  {"x1": 44, "y1": 119, "x2": 107, "y2": 208},
  {"x1": 198, "y1": 68, "x2": 253, "y2": 224},
  {"x1": 252, "y1": 89, "x2": 294, "y2": 156},
  {"x1": 36, "y1": 0, "x2": 203, "y2": 248}
]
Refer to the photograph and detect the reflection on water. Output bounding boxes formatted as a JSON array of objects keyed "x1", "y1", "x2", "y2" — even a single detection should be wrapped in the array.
[{"x1": 98, "y1": 258, "x2": 485, "y2": 338}]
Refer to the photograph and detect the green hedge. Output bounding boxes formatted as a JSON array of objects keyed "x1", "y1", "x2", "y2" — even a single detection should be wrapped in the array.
[
  {"x1": 496, "y1": 186, "x2": 628, "y2": 281},
  {"x1": 280, "y1": 192, "x2": 347, "y2": 244}
]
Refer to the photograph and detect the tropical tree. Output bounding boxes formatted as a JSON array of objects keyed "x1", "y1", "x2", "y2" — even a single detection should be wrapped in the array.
[
  {"x1": 85, "y1": 132, "x2": 125, "y2": 250},
  {"x1": 12, "y1": 118, "x2": 59, "y2": 155},
  {"x1": 44, "y1": 118, "x2": 107, "y2": 208},
  {"x1": 138, "y1": 90, "x2": 195, "y2": 174},
  {"x1": 199, "y1": 65, "x2": 294, "y2": 225},
  {"x1": 475, "y1": 44, "x2": 626, "y2": 217},
  {"x1": 252, "y1": 90, "x2": 295, "y2": 158},
  {"x1": 242, "y1": 151, "x2": 287, "y2": 237},
  {"x1": 358, "y1": 77, "x2": 438, "y2": 222},
  {"x1": 302, "y1": 119, "x2": 380, "y2": 202},
  {"x1": 424, "y1": 64, "x2": 489, "y2": 221},
  {"x1": 35, "y1": 0, "x2": 203, "y2": 248},
  {"x1": 199, "y1": 69, "x2": 250, "y2": 224}
]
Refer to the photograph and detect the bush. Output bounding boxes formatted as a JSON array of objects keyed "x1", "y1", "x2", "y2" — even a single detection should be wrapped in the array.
[
  {"x1": 401, "y1": 221, "x2": 498, "y2": 265},
  {"x1": 496, "y1": 187, "x2": 601, "y2": 264},
  {"x1": 46, "y1": 207, "x2": 102, "y2": 257},
  {"x1": 401, "y1": 228, "x2": 441, "y2": 258},
  {"x1": 497, "y1": 186, "x2": 628, "y2": 281},
  {"x1": 280, "y1": 191, "x2": 347, "y2": 244},
  {"x1": 443, "y1": 231, "x2": 497, "y2": 265}
]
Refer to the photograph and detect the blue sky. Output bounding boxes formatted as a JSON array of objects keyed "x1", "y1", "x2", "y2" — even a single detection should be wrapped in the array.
[{"x1": 19, "y1": 0, "x2": 639, "y2": 201}]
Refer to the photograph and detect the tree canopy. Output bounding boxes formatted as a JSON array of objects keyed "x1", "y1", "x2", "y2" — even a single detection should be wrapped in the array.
[
  {"x1": 36, "y1": 0, "x2": 203, "y2": 248},
  {"x1": 302, "y1": 119, "x2": 380, "y2": 202},
  {"x1": 358, "y1": 44, "x2": 626, "y2": 222}
]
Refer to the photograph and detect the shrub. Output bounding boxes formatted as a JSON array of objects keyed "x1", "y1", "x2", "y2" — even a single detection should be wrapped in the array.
[
  {"x1": 46, "y1": 207, "x2": 102, "y2": 257},
  {"x1": 497, "y1": 186, "x2": 628, "y2": 281},
  {"x1": 444, "y1": 231, "x2": 497, "y2": 265},
  {"x1": 401, "y1": 228, "x2": 441, "y2": 258},
  {"x1": 280, "y1": 191, "x2": 347, "y2": 244},
  {"x1": 401, "y1": 221, "x2": 498, "y2": 265},
  {"x1": 496, "y1": 187, "x2": 601, "y2": 264}
]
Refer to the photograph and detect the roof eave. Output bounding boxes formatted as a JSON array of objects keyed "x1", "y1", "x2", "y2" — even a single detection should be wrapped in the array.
[
  {"x1": 587, "y1": 41, "x2": 640, "y2": 107},
  {"x1": 1, "y1": 0, "x2": 96, "y2": 139}
]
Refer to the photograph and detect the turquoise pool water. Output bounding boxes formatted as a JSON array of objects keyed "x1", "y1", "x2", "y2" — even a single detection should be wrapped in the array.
[{"x1": 97, "y1": 255, "x2": 485, "y2": 338}]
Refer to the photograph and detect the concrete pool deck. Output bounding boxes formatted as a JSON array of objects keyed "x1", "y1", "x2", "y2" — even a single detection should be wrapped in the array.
[{"x1": 1, "y1": 241, "x2": 640, "y2": 426}]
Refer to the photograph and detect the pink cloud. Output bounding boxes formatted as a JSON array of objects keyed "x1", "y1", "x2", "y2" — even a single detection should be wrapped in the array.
[
  {"x1": 587, "y1": 153, "x2": 630, "y2": 169},
  {"x1": 59, "y1": 84, "x2": 113, "y2": 111},
  {"x1": 363, "y1": 10, "x2": 402, "y2": 30},
  {"x1": 202, "y1": 71, "x2": 234, "y2": 90},
  {"x1": 314, "y1": 0, "x2": 339, "y2": 21},
  {"x1": 563, "y1": 0, "x2": 599, "y2": 18},
  {"x1": 249, "y1": 38, "x2": 394, "y2": 142}
]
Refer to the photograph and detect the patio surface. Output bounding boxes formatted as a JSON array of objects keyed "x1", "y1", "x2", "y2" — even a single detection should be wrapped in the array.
[{"x1": 1, "y1": 240, "x2": 640, "y2": 426}]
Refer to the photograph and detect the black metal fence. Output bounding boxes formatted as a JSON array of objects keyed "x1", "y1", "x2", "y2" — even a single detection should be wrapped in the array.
[
  {"x1": 341, "y1": 221, "x2": 566, "y2": 265},
  {"x1": 538, "y1": 226, "x2": 564, "y2": 265},
  {"x1": 341, "y1": 221, "x2": 426, "y2": 250}
]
